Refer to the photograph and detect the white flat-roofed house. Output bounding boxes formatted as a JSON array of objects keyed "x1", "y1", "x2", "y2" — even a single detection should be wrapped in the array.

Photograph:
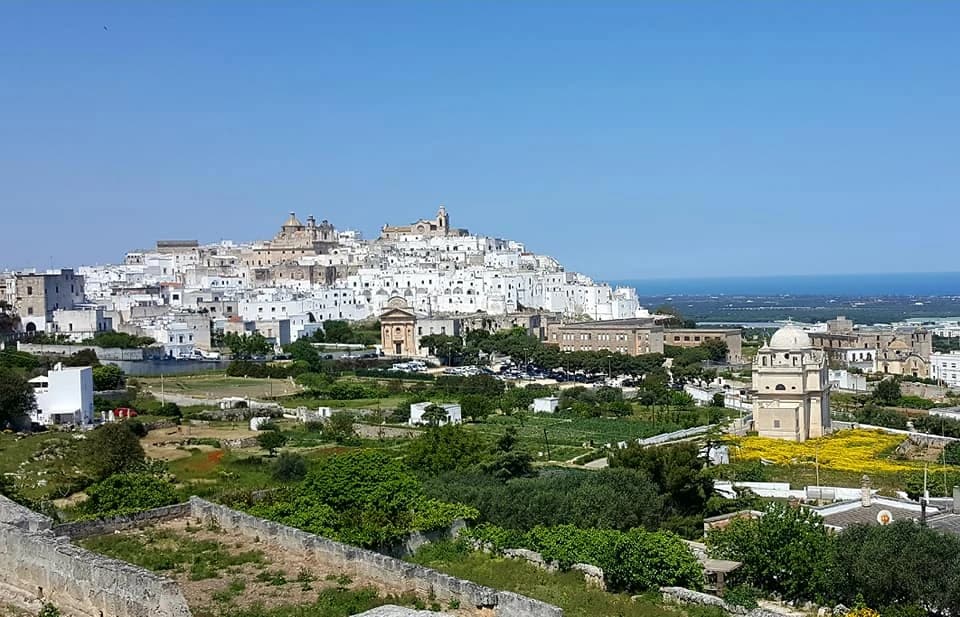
[
  {"x1": 29, "y1": 363, "x2": 94, "y2": 426},
  {"x1": 409, "y1": 402, "x2": 462, "y2": 426},
  {"x1": 531, "y1": 396, "x2": 560, "y2": 414},
  {"x1": 931, "y1": 352, "x2": 960, "y2": 388}
]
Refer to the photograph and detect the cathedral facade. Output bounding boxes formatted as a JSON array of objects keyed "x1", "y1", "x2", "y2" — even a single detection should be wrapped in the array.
[
  {"x1": 380, "y1": 206, "x2": 469, "y2": 240},
  {"x1": 752, "y1": 324, "x2": 831, "y2": 442}
]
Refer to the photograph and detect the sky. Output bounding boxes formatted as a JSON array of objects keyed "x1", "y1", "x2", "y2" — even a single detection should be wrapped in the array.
[{"x1": 1, "y1": 2, "x2": 958, "y2": 280}]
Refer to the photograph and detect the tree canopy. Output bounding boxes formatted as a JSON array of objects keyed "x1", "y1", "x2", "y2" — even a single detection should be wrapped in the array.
[{"x1": 0, "y1": 366, "x2": 35, "y2": 426}]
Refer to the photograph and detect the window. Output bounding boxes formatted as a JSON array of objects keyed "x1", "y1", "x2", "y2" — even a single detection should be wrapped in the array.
[
  {"x1": 26, "y1": 286, "x2": 32, "y2": 295},
  {"x1": 773, "y1": 419, "x2": 781, "y2": 428},
  {"x1": 775, "y1": 384, "x2": 786, "y2": 391}
]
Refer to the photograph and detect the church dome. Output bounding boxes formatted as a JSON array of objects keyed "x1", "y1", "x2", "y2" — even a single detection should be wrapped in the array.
[
  {"x1": 768, "y1": 324, "x2": 812, "y2": 350},
  {"x1": 283, "y1": 212, "x2": 303, "y2": 228}
]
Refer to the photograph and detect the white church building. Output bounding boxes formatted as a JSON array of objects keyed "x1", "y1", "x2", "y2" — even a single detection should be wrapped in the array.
[{"x1": 752, "y1": 324, "x2": 831, "y2": 442}]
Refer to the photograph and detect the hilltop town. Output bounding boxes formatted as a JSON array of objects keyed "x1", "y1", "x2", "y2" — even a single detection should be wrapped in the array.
[{"x1": 3, "y1": 210, "x2": 960, "y2": 617}]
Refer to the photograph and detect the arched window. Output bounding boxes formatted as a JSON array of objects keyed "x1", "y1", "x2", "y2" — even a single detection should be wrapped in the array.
[
  {"x1": 762, "y1": 356, "x2": 768, "y2": 366},
  {"x1": 775, "y1": 384, "x2": 786, "y2": 391}
]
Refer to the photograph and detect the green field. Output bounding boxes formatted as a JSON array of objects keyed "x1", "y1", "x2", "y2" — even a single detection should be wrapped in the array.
[
  {"x1": 0, "y1": 431, "x2": 87, "y2": 501},
  {"x1": 137, "y1": 375, "x2": 302, "y2": 400},
  {"x1": 464, "y1": 413, "x2": 689, "y2": 448}
]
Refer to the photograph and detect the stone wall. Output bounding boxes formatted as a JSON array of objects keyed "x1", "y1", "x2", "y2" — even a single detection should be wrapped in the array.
[
  {"x1": 16, "y1": 343, "x2": 163, "y2": 361},
  {"x1": 188, "y1": 497, "x2": 563, "y2": 617},
  {"x1": 0, "y1": 497, "x2": 191, "y2": 617},
  {"x1": 0, "y1": 494, "x2": 52, "y2": 532},
  {"x1": 660, "y1": 587, "x2": 783, "y2": 617},
  {"x1": 53, "y1": 503, "x2": 190, "y2": 540}
]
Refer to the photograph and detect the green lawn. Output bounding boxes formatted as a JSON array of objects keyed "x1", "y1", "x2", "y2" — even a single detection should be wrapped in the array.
[{"x1": 408, "y1": 542, "x2": 719, "y2": 617}]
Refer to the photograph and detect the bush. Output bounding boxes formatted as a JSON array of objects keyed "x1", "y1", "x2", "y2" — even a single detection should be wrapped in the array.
[
  {"x1": 81, "y1": 423, "x2": 146, "y2": 481},
  {"x1": 723, "y1": 585, "x2": 760, "y2": 609},
  {"x1": 272, "y1": 452, "x2": 308, "y2": 481},
  {"x1": 82, "y1": 473, "x2": 178, "y2": 518},
  {"x1": 38, "y1": 604, "x2": 62, "y2": 617},
  {"x1": 126, "y1": 419, "x2": 148, "y2": 438},
  {"x1": 257, "y1": 430, "x2": 288, "y2": 456}
]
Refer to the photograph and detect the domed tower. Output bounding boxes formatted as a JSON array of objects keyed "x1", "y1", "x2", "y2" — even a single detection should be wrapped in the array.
[
  {"x1": 752, "y1": 323, "x2": 831, "y2": 441},
  {"x1": 282, "y1": 212, "x2": 304, "y2": 232}
]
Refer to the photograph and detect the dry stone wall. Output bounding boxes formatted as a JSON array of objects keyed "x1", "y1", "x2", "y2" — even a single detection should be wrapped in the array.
[
  {"x1": 0, "y1": 495, "x2": 191, "y2": 617},
  {"x1": 661, "y1": 587, "x2": 784, "y2": 617},
  {"x1": 188, "y1": 497, "x2": 563, "y2": 617},
  {"x1": 53, "y1": 503, "x2": 190, "y2": 540}
]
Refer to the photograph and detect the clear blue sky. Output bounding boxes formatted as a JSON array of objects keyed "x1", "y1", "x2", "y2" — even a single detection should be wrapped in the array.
[{"x1": 2, "y1": 3, "x2": 958, "y2": 280}]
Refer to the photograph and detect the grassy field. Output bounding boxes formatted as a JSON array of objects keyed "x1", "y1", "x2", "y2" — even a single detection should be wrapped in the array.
[
  {"x1": 0, "y1": 431, "x2": 87, "y2": 501},
  {"x1": 278, "y1": 395, "x2": 407, "y2": 410},
  {"x1": 80, "y1": 526, "x2": 267, "y2": 580},
  {"x1": 137, "y1": 374, "x2": 303, "y2": 400},
  {"x1": 409, "y1": 542, "x2": 721, "y2": 617},
  {"x1": 463, "y1": 413, "x2": 690, "y2": 450}
]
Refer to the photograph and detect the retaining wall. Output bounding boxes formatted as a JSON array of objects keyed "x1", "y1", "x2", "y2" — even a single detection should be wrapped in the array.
[
  {"x1": 660, "y1": 587, "x2": 784, "y2": 617},
  {"x1": 53, "y1": 503, "x2": 190, "y2": 540},
  {"x1": 0, "y1": 496, "x2": 191, "y2": 617},
  {"x1": 188, "y1": 497, "x2": 563, "y2": 617}
]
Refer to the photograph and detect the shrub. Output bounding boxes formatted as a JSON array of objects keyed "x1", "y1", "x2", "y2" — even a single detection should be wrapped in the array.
[
  {"x1": 81, "y1": 422, "x2": 146, "y2": 481},
  {"x1": 273, "y1": 452, "x2": 308, "y2": 482},
  {"x1": 82, "y1": 473, "x2": 178, "y2": 518}
]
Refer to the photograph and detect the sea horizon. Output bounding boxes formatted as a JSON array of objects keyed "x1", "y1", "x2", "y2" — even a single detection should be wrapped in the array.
[{"x1": 607, "y1": 271, "x2": 960, "y2": 297}]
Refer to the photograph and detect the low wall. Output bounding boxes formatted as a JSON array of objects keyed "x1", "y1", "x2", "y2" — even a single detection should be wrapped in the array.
[
  {"x1": 661, "y1": 587, "x2": 782, "y2": 617},
  {"x1": 381, "y1": 519, "x2": 467, "y2": 559},
  {"x1": 0, "y1": 496, "x2": 191, "y2": 617},
  {"x1": 17, "y1": 343, "x2": 163, "y2": 361},
  {"x1": 53, "y1": 503, "x2": 190, "y2": 540},
  {"x1": 188, "y1": 497, "x2": 562, "y2": 617}
]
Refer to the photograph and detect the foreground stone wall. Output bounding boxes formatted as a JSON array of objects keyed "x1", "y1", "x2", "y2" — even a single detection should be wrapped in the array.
[
  {"x1": 0, "y1": 496, "x2": 191, "y2": 617},
  {"x1": 189, "y1": 497, "x2": 563, "y2": 617},
  {"x1": 0, "y1": 494, "x2": 52, "y2": 532}
]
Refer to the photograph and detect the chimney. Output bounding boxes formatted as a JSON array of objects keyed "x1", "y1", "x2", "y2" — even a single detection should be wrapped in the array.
[
  {"x1": 861, "y1": 474, "x2": 872, "y2": 507},
  {"x1": 953, "y1": 486, "x2": 960, "y2": 514}
]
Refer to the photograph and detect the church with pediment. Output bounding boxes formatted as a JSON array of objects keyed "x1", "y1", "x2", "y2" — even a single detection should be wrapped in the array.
[{"x1": 380, "y1": 297, "x2": 421, "y2": 356}]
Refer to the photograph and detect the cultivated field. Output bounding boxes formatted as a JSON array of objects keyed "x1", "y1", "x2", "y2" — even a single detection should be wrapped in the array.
[{"x1": 137, "y1": 374, "x2": 303, "y2": 401}]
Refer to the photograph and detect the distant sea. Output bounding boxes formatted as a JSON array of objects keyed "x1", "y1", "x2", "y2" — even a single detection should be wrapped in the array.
[{"x1": 608, "y1": 272, "x2": 960, "y2": 297}]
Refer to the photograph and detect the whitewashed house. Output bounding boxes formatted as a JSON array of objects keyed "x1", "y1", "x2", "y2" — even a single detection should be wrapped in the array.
[
  {"x1": 409, "y1": 402, "x2": 462, "y2": 426},
  {"x1": 531, "y1": 396, "x2": 560, "y2": 414},
  {"x1": 29, "y1": 363, "x2": 94, "y2": 426}
]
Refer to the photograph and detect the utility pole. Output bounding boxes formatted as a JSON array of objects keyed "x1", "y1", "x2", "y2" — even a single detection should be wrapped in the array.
[{"x1": 542, "y1": 427, "x2": 551, "y2": 460}]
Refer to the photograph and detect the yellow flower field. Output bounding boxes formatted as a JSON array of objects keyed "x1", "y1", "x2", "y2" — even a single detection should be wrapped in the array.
[{"x1": 734, "y1": 429, "x2": 919, "y2": 474}]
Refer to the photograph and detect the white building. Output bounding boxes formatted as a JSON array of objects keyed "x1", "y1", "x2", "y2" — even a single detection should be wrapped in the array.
[
  {"x1": 752, "y1": 324, "x2": 831, "y2": 442},
  {"x1": 829, "y1": 369, "x2": 868, "y2": 392},
  {"x1": 409, "y1": 402, "x2": 462, "y2": 426},
  {"x1": 931, "y1": 352, "x2": 960, "y2": 388},
  {"x1": 28, "y1": 364, "x2": 94, "y2": 426},
  {"x1": 52, "y1": 307, "x2": 112, "y2": 342},
  {"x1": 531, "y1": 396, "x2": 560, "y2": 414}
]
